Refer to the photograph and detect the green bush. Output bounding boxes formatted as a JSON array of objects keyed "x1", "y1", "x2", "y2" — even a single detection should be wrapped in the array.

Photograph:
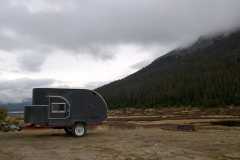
[{"x1": 0, "y1": 108, "x2": 7, "y2": 121}]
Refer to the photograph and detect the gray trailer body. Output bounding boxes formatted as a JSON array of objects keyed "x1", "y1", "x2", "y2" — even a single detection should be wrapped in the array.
[{"x1": 24, "y1": 88, "x2": 108, "y2": 128}]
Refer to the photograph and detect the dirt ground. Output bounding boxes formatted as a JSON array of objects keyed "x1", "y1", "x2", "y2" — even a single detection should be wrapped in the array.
[
  {"x1": 1, "y1": 107, "x2": 240, "y2": 160},
  {"x1": 0, "y1": 122, "x2": 240, "y2": 160}
]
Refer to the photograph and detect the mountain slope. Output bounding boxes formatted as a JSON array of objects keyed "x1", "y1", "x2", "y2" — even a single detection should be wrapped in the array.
[
  {"x1": 0, "y1": 101, "x2": 31, "y2": 112},
  {"x1": 96, "y1": 30, "x2": 240, "y2": 108}
]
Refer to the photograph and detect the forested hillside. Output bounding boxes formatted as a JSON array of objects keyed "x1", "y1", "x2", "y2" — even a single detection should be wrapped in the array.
[{"x1": 97, "y1": 30, "x2": 240, "y2": 109}]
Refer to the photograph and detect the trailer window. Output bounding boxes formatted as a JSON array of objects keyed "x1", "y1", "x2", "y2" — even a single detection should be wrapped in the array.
[{"x1": 51, "y1": 103, "x2": 66, "y2": 113}]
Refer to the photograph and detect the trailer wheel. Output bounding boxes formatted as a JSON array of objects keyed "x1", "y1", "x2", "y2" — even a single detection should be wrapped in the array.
[
  {"x1": 72, "y1": 123, "x2": 86, "y2": 137},
  {"x1": 64, "y1": 127, "x2": 73, "y2": 135}
]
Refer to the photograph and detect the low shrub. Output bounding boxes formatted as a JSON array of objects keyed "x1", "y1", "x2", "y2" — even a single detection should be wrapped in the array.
[{"x1": 0, "y1": 108, "x2": 7, "y2": 121}]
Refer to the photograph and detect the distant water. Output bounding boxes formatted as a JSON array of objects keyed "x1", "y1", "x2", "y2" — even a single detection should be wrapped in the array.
[{"x1": 8, "y1": 111, "x2": 24, "y2": 117}]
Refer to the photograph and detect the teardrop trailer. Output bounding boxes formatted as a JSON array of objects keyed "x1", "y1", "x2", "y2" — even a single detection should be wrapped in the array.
[{"x1": 24, "y1": 88, "x2": 108, "y2": 137}]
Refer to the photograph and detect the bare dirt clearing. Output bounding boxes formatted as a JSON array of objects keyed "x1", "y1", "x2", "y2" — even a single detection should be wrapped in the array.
[
  {"x1": 1, "y1": 107, "x2": 240, "y2": 160},
  {"x1": 0, "y1": 121, "x2": 240, "y2": 160}
]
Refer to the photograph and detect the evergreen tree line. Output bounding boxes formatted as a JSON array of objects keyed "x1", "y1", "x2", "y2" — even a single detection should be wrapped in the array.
[{"x1": 97, "y1": 30, "x2": 240, "y2": 109}]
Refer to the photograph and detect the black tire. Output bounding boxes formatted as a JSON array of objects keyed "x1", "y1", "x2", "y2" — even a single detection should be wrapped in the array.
[
  {"x1": 72, "y1": 123, "x2": 86, "y2": 137},
  {"x1": 64, "y1": 127, "x2": 73, "y2": 135}
]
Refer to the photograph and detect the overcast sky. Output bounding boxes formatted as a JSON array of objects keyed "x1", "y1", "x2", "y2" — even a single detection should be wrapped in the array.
[{"x1": 0, "y1": 0, "x2": 240, "y2": 103}]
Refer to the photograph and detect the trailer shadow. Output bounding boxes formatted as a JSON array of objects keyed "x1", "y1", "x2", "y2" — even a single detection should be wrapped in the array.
[
  {"x1": 0, "y1": 130, "x2": 108, "y2": 143},
  {"x1": 21, "y1": 128, "x2": 108, "y2": 139}
]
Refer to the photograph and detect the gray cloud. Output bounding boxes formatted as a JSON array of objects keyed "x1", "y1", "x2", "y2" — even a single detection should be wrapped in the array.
[
  {"x1": 1, "y1": 0, "x2": 240, "y2": 50},
  {"x1": 17, "y1": 51, "x2": 48, "y2": 72},
  {"x1": 131, "y1": 60, "x2": 152, "y2": 70},
  {"x1": 0, "y1": 78, "x2": 56, "y2": 103},
  {"x1": 84, "y1": 81, "x2": 110, "y2": 90},
  {"x1": 0, "y1": 0, "x2": 240, "y2": 71}
]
